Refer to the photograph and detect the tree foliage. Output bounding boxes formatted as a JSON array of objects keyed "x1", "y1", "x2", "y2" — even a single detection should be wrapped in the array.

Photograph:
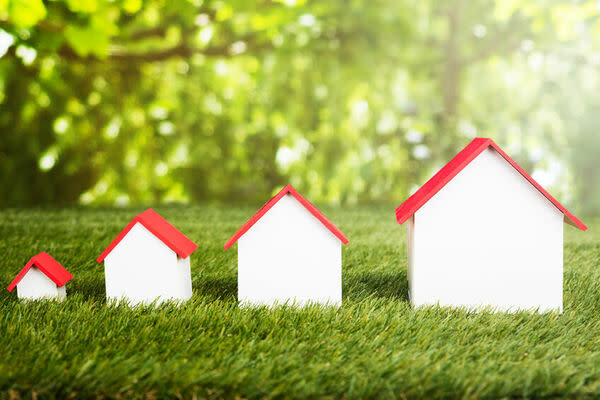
[{"x1": 0, "y1": 0, "x2": 598, "y2": 212}]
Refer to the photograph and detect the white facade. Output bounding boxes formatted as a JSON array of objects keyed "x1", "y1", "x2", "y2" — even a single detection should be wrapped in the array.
[
  {"x1": 238, "y1": 194, "x2": 342, "y2": 307},
  {"x1": 408, "y1": 148, "x2": 564, "y2": 312},
  {"x1": 104, "y1": 222, "x2": 193, "y2": 306},
  {"x1": 16, "y1": 267, "x2": 67, "y2": 301}
]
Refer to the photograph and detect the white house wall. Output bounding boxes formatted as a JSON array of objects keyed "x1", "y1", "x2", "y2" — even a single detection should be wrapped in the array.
[
  {"x1": 407, "y1": 215, "x2": 415, "y2": 303},
  {"x1": 410, "y1": 147, "x2": 564, "y2": 312},
  {"x1": 238, "y1": 193, "x2": 342, "y2": 307},
  {"x1": 104, "y1": 222, "x2": 193, "y2": 305},
  {"x1": 176, "y1": 255, "x2": 193, "y2": 300},
  {"x1": 17, "y1": 266, "x2": 64, "y2": 300}
]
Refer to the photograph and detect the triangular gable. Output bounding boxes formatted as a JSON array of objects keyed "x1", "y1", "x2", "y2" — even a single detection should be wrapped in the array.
[
  {"x1": 7, "y1": 252, "x2": 73, "y2": 292},
  {"x1": 395, "y1": 138, "x2": 587, "y2": 231},
  {"x1": 224, "y1": 184, "x2": 349, "y2": 249},
  {"x1": 97, "y1": 209, "x2": 198, "y2": 263}
]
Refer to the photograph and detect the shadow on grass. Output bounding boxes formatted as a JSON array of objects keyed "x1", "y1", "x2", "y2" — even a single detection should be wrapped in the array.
[
  {"x1": 194, "y1": 274, "x2": 238, "y2": 301},
  {"x1": 71, "y1": 272, "x2": 407, "y2": 304},
  {"x1": 194, "y1": 271, "x2": 409, "y2": 303},
  {"x1": 344, "y1": 271, "x2": 408, "y2": 302},
  {"x1": 71, "y1": 274, "x2": 238, "y2": 303},
  {"x1": 71, "y1": 279, "x2": 106, "y2": 302}
]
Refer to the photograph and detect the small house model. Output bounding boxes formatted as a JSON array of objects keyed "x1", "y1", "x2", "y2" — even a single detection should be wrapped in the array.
[
  {"x1": 396, "y1": 138, "x2": 587, "y2": 312},
  {"x1": 7, "y1": 252, "x2": 73, "y2": 300},
  {"x1": 225, "y1": 184, "x2": 349, "y2": 307},
  {"x1": 97, "y1": 209, "x2": 198, "y2": 306}
]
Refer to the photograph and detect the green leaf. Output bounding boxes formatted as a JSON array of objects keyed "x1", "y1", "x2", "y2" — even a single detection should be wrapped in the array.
[
  {"x1": 9, "y1": 0, "x2": 47, "y2": 28},
  {"x1": 123, "y1": 0, "x2": 142, "y2": 14},
  {"x1": 216, "y1": 4, "x2": 233, "y2": 21},
  {"x1": 66, "y1": 0, "x2": 98, "y2": 13},
  {"x1": 0, "y1": 0, "x2": 8, "y2": 15},
  {"x1": 65, "y1": 24, "x2": 110, "y2": 57}
]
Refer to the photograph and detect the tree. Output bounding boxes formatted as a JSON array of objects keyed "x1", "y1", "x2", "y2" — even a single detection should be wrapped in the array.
[{"x1": 0, "y1": 0, "x2": 598, "y2": 214}]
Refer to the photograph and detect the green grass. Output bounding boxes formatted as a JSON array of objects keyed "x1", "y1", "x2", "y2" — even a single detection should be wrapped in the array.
[{"x1": 0, "y1": 206, "x2": 599, "y2": 399}]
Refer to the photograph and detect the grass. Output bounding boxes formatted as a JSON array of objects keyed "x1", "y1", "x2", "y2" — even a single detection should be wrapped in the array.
[{"x1": 0, "y1": 206, "x2": 599, "y2": 399}]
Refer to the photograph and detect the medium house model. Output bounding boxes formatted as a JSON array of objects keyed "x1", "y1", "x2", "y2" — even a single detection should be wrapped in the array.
[
  {"x1": 225, "y1": 184, "x2": 349, "y2": 307},
  {"x1": 97, "y1": 209, "x2": 198, "y2": 306},
  {"x1": 7, "y1": 252, "x2": 73, "y2": 300},
  {"x1": 396, "y1": 138, "x2": 587, "y2": 312}
]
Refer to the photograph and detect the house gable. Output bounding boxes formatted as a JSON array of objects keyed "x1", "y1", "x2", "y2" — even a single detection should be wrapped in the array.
[
  {"x1": 7, "y1": 252, "x2": 73, "y2": 292},
  {"x1": 395, "y1": 138, "x2": 586, "y2": 230},
  {"x1": 416, "y1": 147, "x2": 565, "y2": 231},
  {"x1": 105, "y1": 222, "x2": 178, "y2": 265},
  {"x1": 97, "y1": 209, "x2": 197, "y2": 263},
  {"x1": 17, "y1": 266, "x2": 62, "y2": 298},
  {"x1": 224, "y1": 184, "x2": 349, "y2": 250},
  {"x1": 239, "y1": 193, "x2": 342, "y2": 248}
]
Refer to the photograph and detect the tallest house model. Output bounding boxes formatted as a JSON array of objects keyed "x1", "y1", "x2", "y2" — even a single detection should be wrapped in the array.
[{"x1": 395, "y1": 138, "x2": 586, "y2": 312}]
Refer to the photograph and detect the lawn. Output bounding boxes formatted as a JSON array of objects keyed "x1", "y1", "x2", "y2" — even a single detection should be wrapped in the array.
[{"x1": 0, "y1": 206, "x2": 599, "y2": 399}]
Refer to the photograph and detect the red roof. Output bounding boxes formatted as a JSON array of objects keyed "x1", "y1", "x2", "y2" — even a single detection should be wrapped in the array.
[
  {"x1": 395, "y1": 138, "x2": 587, "y2": 231},
  {"x1": 97, "y1": 209, "x2": 198, "y2": 263},
  {"x1": 7, "y1": 252, "x2": 73, "y2": 292},
  {"x1": 224, "y1": 184, "x2": 349, "y2": 249}
]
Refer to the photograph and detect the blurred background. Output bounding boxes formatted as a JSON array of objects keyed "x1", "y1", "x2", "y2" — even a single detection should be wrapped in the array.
[{"x1": 0, "y1": 0, "x2": 598, "y2": 213}]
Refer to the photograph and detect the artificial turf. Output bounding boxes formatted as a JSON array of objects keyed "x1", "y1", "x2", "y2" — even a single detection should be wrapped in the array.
[{"x1": 0, "y1": 206, "x2": 598, "y2": 399}]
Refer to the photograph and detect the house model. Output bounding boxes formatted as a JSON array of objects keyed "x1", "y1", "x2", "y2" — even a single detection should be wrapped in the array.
[
  {"x1": 7, "y1": 252, "x2": 73, "y2": 300},
  {"x1": 396, "y1": 138, "x2": 587, "y2": 312},
  {"x1": 97, "y1": 209, "x2": 198, "y2": 306},
  {"x1": 225, "y1": 184, "x2": 349, "y2": 307}
]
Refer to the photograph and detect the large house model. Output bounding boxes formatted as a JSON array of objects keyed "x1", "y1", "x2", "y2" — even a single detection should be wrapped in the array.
[
  {"x1": 7, "y1": 252, "x2": 73, "y2": 300},
  {"x1": 97, "y1": 209, "x2": 198, "y2": 306},
  {"x1": 225, "y1": 184, "x2": 349, "y2": 307},
  {"x1": 396, "y1": 138, "x2": 587, "y2": 313}
]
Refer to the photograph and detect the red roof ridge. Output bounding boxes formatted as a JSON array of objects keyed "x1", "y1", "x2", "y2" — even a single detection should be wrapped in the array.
[
  {"x1": 395, "y1": 138, "x2": 587, "y2": 231},
  {"x1": 7, "y1": 252, "x2": 73, "y2": 292},
  {"x1": 96, "y1": 208, "x2": 198, "y2": 263},
  {"x1": 224, "y1": 184, "x2": 349, "y2": 249}
]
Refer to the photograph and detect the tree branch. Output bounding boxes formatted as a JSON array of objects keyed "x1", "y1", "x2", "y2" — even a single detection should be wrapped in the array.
[
  {"x1": 128, "y1": 26, "x2": 169, "y2": 41},
  {"x1": 460, "y1": 34, "x2": 522, "y2": 66},
  {"x1": 460, "y1": 17, "x2": 529, "y2": 66},
  {"x1": 56, "y1": 35, "x2": 269, "y2": 62},
  {"x1": 127, "y1": 17, "x2": 198, "y2": 41}
]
